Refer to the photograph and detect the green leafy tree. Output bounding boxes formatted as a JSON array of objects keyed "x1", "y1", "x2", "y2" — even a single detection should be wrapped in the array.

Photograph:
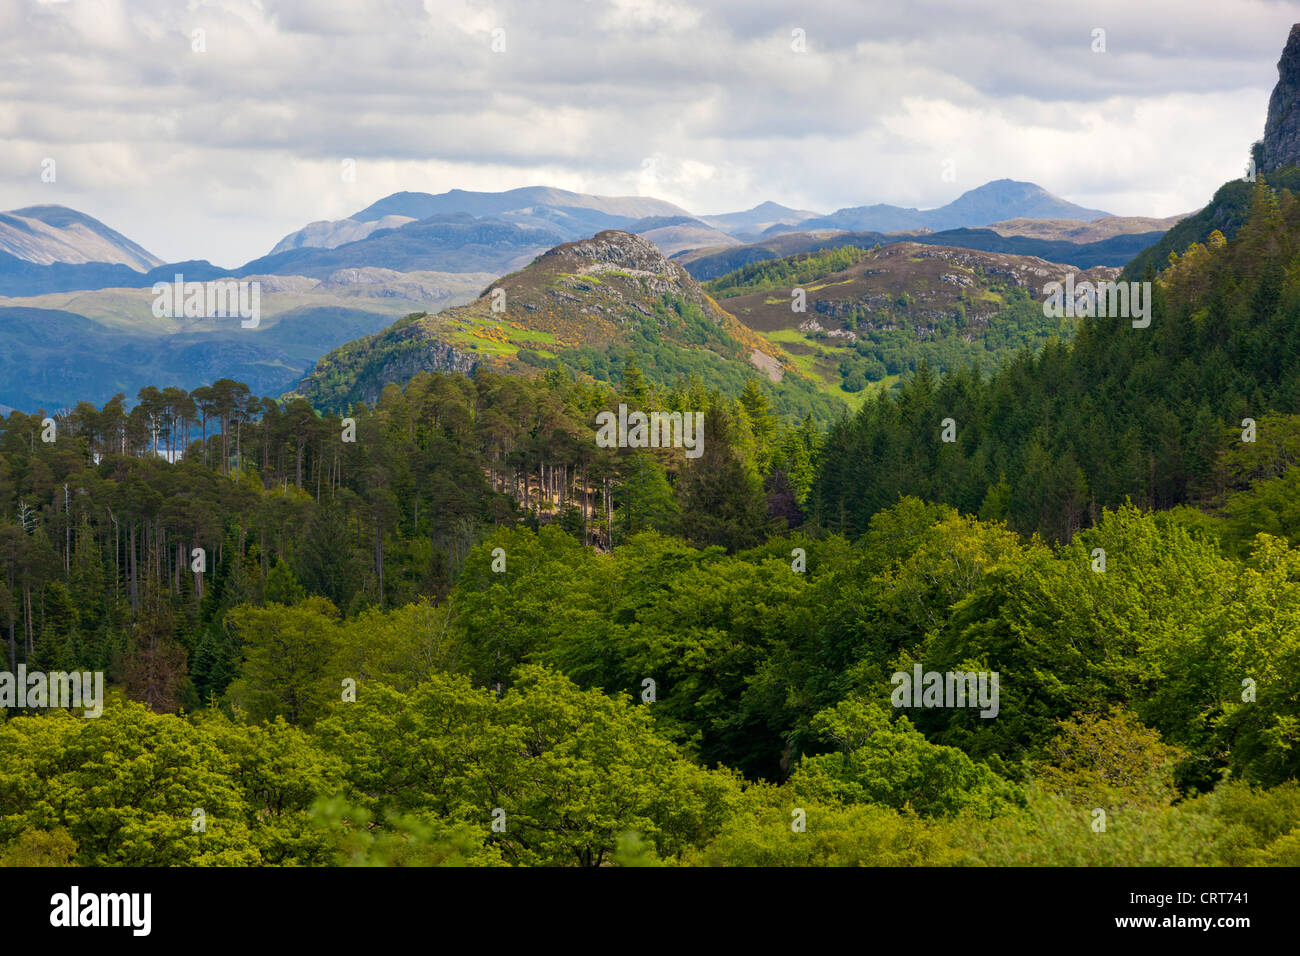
[
  {"x1": 1035, "y1": 707, "x2": 1186, "y2": 809},
  {"x1": 789, "y1": 697, "x2": 1020, "y2": 817},
  {"x1": 224, "y1": 596, "x2": 344, "y2": 726},
  {"x1": 316, "y1": 666, "x2": 742, "y2": 866},
  {"x1": 614, "y1": 451, "x2": 679, "y2": 538}
]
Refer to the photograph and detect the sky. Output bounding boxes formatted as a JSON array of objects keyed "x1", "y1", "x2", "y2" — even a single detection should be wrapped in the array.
[{"x1": 2, "y1": 0, "x2": 1298, "y2": 266}]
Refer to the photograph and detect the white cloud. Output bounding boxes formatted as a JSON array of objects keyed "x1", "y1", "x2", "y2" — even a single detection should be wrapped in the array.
[{"x1": 0, "y1": 0, "x2": 1296, "y2": 264}]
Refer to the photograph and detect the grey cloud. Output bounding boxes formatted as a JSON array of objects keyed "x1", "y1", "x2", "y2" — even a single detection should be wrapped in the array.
[{"x1": 0, "y1": 0, "x2": 1295, "y2": 266}]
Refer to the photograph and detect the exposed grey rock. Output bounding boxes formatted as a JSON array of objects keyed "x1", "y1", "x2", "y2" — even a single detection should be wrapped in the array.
[
  {"x1": 1262, "y1": 24, "x2": 1300, "y2": 172},
  {"x1": 356, "y1": 334, "x2": 478, "y2": 406}
]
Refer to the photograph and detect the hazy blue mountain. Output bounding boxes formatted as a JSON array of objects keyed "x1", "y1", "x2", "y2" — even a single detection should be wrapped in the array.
[
  {"x1": 777, "y1": 180, "x2": 1112, "y2": 235},
  {"x1": 268, "y1": 214, "x2": 416, "y2": 254},
  {"x1": 269, "y1": 187, "x2": 692, "y2": 253},
  {"x1": 239, "y1": 214, "x2": 563, "y2": 278},
  {"x1": 777, "y1": 204, "x2": 922, "y2": 235},
  {"x1": 700, "y1": 201, "x2": 823, "y2": 237},
  {"x1": 0, "y1": 263, "x2": 489, "y2": 410},
  {"x1": 0, "y1": 254, "x2": 248, "y2": 296},
  {"x1": 497, "y1": 205, "x2": 638, "y2": 237},
  {"x1": 0, "y1": 251, "x2": 140, "y2": 296},
  {"x1": 351, "y1": 187, "x2": 689, "y2": 223}
]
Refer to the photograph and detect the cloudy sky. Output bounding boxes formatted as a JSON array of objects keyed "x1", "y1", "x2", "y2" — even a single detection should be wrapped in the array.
[{"x1": 2, "y1": 0, "x2": 1298, "y2": 266}]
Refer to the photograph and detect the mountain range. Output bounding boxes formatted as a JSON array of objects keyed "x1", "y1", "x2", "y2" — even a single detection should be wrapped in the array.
[
  {"x1": 272, "y1": 186, "x2": 693, "y2": 252},
  {"x1": 0, "y1": 178, "x2": 1134, "y2": 298},
  {"x1": 0, "y1": 178, "x2": 1181, "y2": 412}
]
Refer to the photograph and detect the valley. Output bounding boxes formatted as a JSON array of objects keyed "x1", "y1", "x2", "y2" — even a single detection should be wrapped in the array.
[{"x1": 6, "y1": 1, "x2": 1300, "y2": 887}]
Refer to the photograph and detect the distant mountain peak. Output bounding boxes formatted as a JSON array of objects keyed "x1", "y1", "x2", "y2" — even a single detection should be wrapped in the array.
[
  {"x1": 938, "y1": 179, "x2": 1110, "y2": 224},
  {"x1": 266, "y1": 187, "x2": 694, "y2": 258},
  {"x1": 784, "y1": 180, "x2": 1111, "y2": 236},
  {"x1": 955, "y1": 178, "x2": 1049, "y2": 197},
  {"x1": 699, "y1": 201, "x2": 823, "y2": 238},
  {"x1": 0, "y1": 204, "x2": 163, "y2": 271},
  {"x1": 350, "y1": 187, "x2": 690, "y2": 226}
]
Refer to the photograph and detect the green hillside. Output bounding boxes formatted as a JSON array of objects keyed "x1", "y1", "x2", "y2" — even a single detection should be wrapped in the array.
[
  {"x1": 705, "y1": 241, "x2": 1117, "y2": 399},
  {"x1": 292, "y1": 230, "x2": 843, "y2": 422}
]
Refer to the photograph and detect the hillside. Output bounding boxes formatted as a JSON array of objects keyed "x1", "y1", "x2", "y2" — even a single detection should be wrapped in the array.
[
  {"x1": 679, "y1": 222, "x2": 1156, "y2": 282},
  {"x1": 674, "y1": 230, "x2": 876, "y2": 279},
  {"x1": 813, "y1": 175, "x2": 1300, "y2": 542},
  {"x1": 292, "y1": 230, "x2": 839, "y2": 420},
  {"x1": 1121, "y1": 165, "x2": 1300, "y2": 280},
  {"x1": 706, "y1": 241, "x2": 1117, "y2": 403}
]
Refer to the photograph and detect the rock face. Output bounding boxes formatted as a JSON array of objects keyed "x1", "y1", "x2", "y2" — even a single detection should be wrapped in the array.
[
  {"x1": 355, "y1": 335, "x2": 478, "y2": 406},
  {"x1": 1262, "y1": 24, "x2": 1300, "y2": 172}
]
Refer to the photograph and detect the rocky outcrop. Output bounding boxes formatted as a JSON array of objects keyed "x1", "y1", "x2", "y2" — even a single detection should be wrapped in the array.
[
  {"x1": 546, "y1": 230, "x2": 680, "y2": 278},
  {"x1": 358, "y1": 335, "x2": 478, "y2": 406},
  {"x1": 530, "y1": 230, "x2": 725, "y2": 310},
  {"x1": 1262, "y1": 24, "x2": 1300, "y2": 172}
]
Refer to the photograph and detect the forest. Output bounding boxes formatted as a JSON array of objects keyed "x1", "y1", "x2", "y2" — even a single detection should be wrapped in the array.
[{"x1": 3, "y1": 182, "x2": 1300, "y2": 867}]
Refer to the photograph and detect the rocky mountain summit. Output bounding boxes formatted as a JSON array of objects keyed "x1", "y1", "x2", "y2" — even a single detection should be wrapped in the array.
[
  {"x1": 291, "y1": 230, "x2": 804, "y2": 412},
  {"x1": 1263, "y1": 24, "x2": 1300, "y2": 172}
]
